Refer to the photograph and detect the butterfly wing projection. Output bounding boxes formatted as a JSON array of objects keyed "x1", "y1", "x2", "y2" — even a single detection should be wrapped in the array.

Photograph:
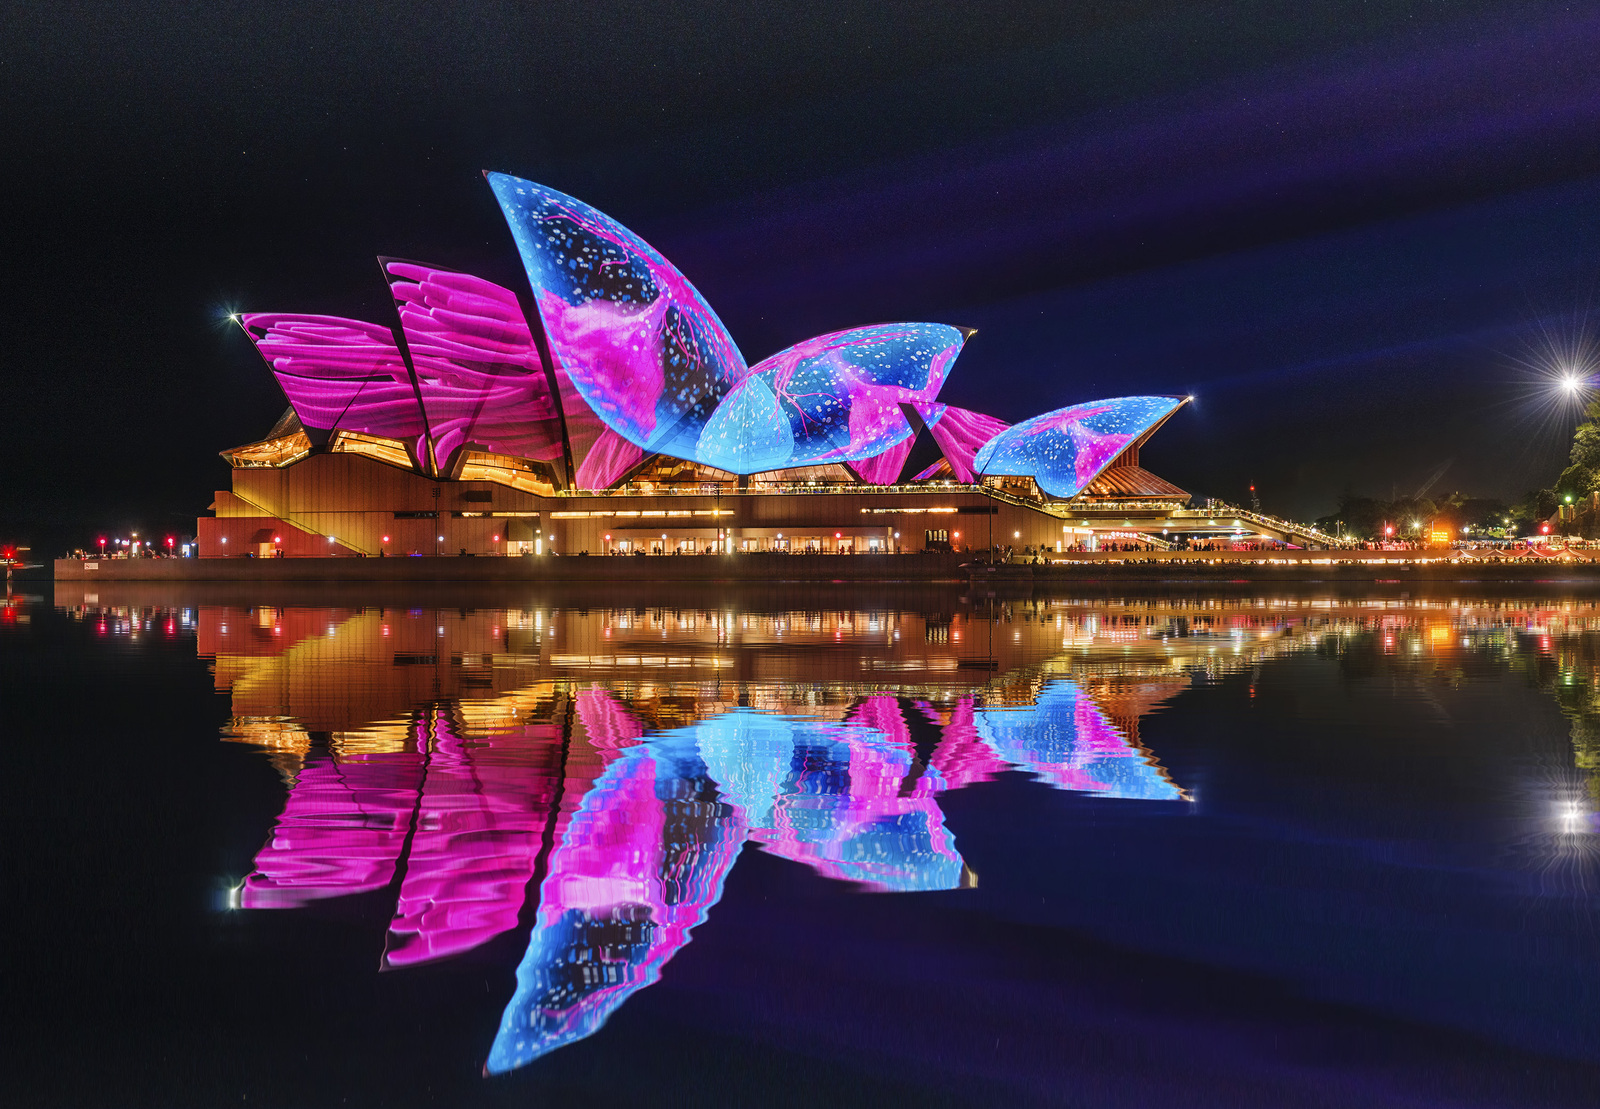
[
  {"x1": 487, "y1": 172, "x2": 748, "y2": 463},
  {"x1": 485, "y1": 736, "x2": 745, "y2": 1073},
  {"x1": 694, "y1": 323, "x2": 970, "y2": 475},
  {"x1": 239, "y1": 314, "x2": 430, "y2": 443},
  {"x1": 972, "y1": 396, "x2": 1185, "y2": 498}
]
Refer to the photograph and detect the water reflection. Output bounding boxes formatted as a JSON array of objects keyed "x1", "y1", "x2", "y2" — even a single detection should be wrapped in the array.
[
  {"x1": 54, "y1": 588, "x2": 1600, "y2": 1074},
  {"x1": 60, "y1": 594, "x2": 1206, "y2": 1071}
]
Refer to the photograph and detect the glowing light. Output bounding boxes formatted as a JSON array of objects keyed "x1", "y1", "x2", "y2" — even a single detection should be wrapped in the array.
[
  {"x1": 239, "y1": 314, "x2": 431, "y2": 442},
  {"x1": 487, "y1": 173, "x2": 973, "y2": 475},
  {"x1": 973, "y1": 396, "x2": 1187, "y2": 498},
  {"x1": 697, "y1": 323, "x2": 970, "y2": 474}
]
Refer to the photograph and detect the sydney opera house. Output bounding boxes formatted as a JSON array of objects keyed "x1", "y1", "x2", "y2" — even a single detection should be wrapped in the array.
[{"x1": 202, "y1": 173, "x2": 1193, "y2": 559}]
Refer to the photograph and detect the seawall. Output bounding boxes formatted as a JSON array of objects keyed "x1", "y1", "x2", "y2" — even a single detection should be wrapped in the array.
[
  {"x1": 51, "y1": 550, "x2": 1600, "y2": 587},
  {"x1": 53, "y1": 552, "x2": 968, "y2": 584}
]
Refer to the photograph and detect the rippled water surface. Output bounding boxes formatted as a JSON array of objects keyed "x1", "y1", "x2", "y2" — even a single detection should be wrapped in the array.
[{"x1": 4, "y1": 583, "x2": 1600, "y2": 1107}]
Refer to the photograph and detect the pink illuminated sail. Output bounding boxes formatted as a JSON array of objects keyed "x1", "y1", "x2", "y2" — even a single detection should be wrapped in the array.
[
  {"x1": 850, "y1": 437, "x2": 914, "y2": 485},
  {"x1": 242, "y1": 750, "x2": 424, "y2": 908},
  {"x1": 573, "y1": 426, "x2": 645, "y2": 490},
  {"x1": 381, "y1": 260, "x2": 628, "y2": 486},
  {"x1": 487, "y1": 174, "x2": 975, "y2": 476},
  {"x1": 381, "y1": 260, "x2": 564, "y2": 468},
  {"x1": 915, "y1": 404, "x2": 1011, "y2": 483},
  {"x1": 239, "y1": 314, "x2": 429, "y2": 442}
]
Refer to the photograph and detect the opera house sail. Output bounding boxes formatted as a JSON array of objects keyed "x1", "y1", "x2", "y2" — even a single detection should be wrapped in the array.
[{"x1": 202, "y1": 173, "x2": 1197, "y2": 561}]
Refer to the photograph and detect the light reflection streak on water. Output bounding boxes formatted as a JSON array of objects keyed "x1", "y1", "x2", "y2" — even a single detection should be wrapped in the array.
[{"x1": 51, "y1": 591, "x2": 1600, "y2": 1072}]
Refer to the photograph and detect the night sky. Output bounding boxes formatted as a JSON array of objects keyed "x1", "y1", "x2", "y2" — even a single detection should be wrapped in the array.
[{"x1": 7, "y1": 0, "x2": 1600, "y2": 551}]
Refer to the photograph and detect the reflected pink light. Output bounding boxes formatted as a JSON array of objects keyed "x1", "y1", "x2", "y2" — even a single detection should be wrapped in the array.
[
  {"x1": 927, "y1": 697, "x2": 1010, "y2": 789},
  {"x1": 242, "y1": 751, "x2": 424, "y2": 908},
  {"x1": 490, "y1": 744, "x2": 747, "y2": 1067},
  {"x1": 383, "y1": 711, "x2": 566, "y2": 968},
  {"x1": 748, "y1": 725, "x2": 959, "y2": 892}
]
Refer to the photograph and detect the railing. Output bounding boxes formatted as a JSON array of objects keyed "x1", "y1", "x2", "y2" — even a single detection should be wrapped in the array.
[
  {"x1": 1181, "y1": 503, "x2": 1349, "y2": 547},
  {"x1": 561, "y1": 480, "x2": 987, "y2": 498}
]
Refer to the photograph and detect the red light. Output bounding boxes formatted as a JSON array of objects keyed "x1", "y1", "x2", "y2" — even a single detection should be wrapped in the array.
[
  {"x1": 273, "y1": 536, "x2": 281, "y2": 543},
  {"x1": 381, "y1": 535, "x2": 390, "y2": 543},
  {"x1": 492, "y1": 534, "x2": 500, "y2": 542},
  {"x1": 166, "y1": 537, "x2": 174, "y2": 546},
  {"x1": 1542, "y1": 523, "x2": 1551, "y2": 534},
  {"x1": 953, "y1": 531, "x2": 960, "y2": 539}
]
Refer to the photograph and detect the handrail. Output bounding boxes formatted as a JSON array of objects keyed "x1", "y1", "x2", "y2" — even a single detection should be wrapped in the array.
[{"x1": 1184, "y1": 502, "x2": 1349, "y2": 547}]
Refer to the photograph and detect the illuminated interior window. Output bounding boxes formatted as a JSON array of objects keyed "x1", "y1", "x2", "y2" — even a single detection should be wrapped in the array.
[
  {"x1": 330, "y1": 431, "x2": 416, "y2": 470},
  {"x1": 222, "y1": 431, "x2": 312, "y2": 469},
  {"x1": 457, "y1": 452, "x2": 558, "y2": 497}
]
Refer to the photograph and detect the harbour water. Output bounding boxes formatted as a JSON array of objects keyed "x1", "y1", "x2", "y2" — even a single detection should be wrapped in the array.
[{"x1": 4, "y1": 583, "x2": 1599, "y2": 1106}]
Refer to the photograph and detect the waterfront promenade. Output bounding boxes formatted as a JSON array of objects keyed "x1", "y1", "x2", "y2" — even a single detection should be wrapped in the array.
[{"x1": 51, "y1": 547, "x2": 1600, "y2": 585}]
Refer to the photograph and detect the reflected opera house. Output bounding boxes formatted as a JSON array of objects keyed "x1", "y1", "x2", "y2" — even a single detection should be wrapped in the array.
[
  {"x1": 204, "y1": 173, "x2": 1195, "y2": 560},
  {"x1": 64, "y1": 592, "x2": 1214, "y2": 1071}
]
